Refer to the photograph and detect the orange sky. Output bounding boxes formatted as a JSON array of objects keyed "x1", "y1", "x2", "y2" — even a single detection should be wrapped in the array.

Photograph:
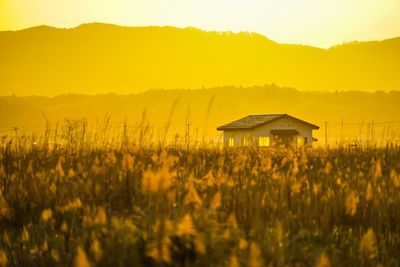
[{"x1": 1, "y1": 0, "x2": 400, "y2": 48}]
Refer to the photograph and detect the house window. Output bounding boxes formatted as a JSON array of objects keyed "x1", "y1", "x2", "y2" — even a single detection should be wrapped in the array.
[
  {"x1": 259, "y1": 137, "x2": 269, "y2": 147},
  {"x1": 297, "y1": 137, "x2": 307, "y2": 147},
  {"x1": 243, "y1": 137, "x2": 248, "y2": 146},
  {"x1": 229, "y1": 137, "x2": 234, "y2": 147}
]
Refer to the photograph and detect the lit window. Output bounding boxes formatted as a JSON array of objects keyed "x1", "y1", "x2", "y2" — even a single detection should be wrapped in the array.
[
  {"x1": 259, "y1": 137, "x2": 269, "y2": 147},
  {"x1": 229, "y1": 137, "x2": 234, "y2": 147},
  {"x1": 243, "y1": 137, "x2": 248, "y2": 146},
  {"x1": 297, "y1": 137, "x2": 307, "y2": 147}
]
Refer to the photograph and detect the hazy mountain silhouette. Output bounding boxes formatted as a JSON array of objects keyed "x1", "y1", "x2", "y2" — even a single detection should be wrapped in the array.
[
  {"x1": 0, "y1": 23, "x2": 399, "y2": 95},
  {"x1": 1, "y1": 85, "x2": 400, "y2": 142}
]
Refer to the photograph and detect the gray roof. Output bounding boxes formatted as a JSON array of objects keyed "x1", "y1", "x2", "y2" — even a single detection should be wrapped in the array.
[{"x1": 217, "y1": 114, "x2": 319, "y2": 131}]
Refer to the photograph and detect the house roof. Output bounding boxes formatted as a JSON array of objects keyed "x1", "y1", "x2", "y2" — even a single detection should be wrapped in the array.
[{"x1": 217, "y1": 114, "x2": 319, "y2": 131}]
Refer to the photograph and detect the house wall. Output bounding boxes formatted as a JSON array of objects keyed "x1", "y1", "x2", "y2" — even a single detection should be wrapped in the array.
[
  {"x1": 223, "y1": 117, "x2": 315, "y2": 146},
  {"x1": 223, "y1": 130, "x2": 256, "y2": 146}
]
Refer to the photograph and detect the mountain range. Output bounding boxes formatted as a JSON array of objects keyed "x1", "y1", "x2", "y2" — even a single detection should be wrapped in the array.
[
  {"x1": 0, "y1": 23, "x2": 399, "y2": 96},
  {"x1": 1, "y1": 85, "x2": 400, "y2": 142}
]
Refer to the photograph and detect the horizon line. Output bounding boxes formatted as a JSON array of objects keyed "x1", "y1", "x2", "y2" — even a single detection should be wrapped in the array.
[
  {"x1": 1, "y1": 22, "x2": 399, "y2": 50},
  {"x1": 1, "y1": 84, "x2": 399, "y2": 99}
]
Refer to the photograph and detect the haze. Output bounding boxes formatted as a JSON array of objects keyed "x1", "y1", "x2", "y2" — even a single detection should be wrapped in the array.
[{"x1": 1, "y1": 0, "x2": 400, "y2": 48}]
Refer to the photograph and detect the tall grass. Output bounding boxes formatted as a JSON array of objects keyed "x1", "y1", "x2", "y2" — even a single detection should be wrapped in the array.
[{"x1": 0, "y1": 123, "x2": 400, "y2": 266}]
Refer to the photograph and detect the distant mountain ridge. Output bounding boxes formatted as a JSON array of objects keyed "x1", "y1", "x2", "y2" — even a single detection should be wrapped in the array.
[
  {"x1": 0, "y1": 23, "x2": 399, "y2": 95},
  {"x1": 1, "y1": 85, "x2": 400, "y2": 142}
]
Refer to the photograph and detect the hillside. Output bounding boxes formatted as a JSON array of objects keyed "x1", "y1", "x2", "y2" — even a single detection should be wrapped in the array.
[
  {"x1": 1, "y1": 85, "x2": 400, "y2": 143},
  {"x1": 0, "y1": 23, "x2": 399, "y2": 96}
]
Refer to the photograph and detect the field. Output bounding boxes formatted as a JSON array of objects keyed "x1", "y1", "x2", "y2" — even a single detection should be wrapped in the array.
[{"x1": 1, "y1": 135, "x2": 400, "y2": 266}]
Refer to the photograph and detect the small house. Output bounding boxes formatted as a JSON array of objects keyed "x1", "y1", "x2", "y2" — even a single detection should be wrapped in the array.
[{"x1": 217, "y1": 114, "x2": 319, "y2": 147}]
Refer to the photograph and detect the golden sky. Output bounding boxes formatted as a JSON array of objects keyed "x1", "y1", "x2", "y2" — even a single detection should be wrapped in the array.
[{"x1": 1, "y1": 0, "x2": 399, "y2": 48}]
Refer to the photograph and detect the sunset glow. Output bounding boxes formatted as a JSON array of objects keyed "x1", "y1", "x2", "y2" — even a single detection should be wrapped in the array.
[
  {"x1": 1, "y1": 0, "x2": 400, "y2": 265},
  {"x1": 1, "y1": 0, "x2": 400, "y2": 47}
]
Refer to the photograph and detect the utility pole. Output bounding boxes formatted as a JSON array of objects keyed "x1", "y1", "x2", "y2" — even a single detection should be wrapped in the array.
[
  {"x1": 341, "y1": 117, "x2": 344, "y2": 144},
  {"x1": 325, "y1": 121, "x2": 328, "y2": 148},
  {"x1": 13, "y1": 126, "x2": 19, "y2": 141},
  {"x1": 122, "y1": 117, "x2": 129, "y2": 148},
  {"x1": 13, "y1": 126, "x2": 19, "y2": 150},
  {"x1": 371, "y1": 120, "x2": 374, "y2": 145}
]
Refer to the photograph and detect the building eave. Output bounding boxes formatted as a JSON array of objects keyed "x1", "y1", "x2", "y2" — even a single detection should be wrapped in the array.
[{"x1": 217, "y1": 114, "x2": 319, "y2": 131}]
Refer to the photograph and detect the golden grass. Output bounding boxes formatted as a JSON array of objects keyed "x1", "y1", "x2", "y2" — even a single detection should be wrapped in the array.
[{"x1": 0, "y1": 136, "x2": 400, "y2": 266}]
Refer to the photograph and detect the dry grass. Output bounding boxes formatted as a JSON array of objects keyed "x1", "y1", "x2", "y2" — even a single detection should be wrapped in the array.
[{"x1": 0, "y1": 133, "x2": 400, "y2": 266}]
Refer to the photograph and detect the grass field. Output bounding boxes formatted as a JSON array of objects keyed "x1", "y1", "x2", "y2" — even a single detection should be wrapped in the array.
[{"x1": 0, "y1": 135, "x2": 400, "y2": 266}]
